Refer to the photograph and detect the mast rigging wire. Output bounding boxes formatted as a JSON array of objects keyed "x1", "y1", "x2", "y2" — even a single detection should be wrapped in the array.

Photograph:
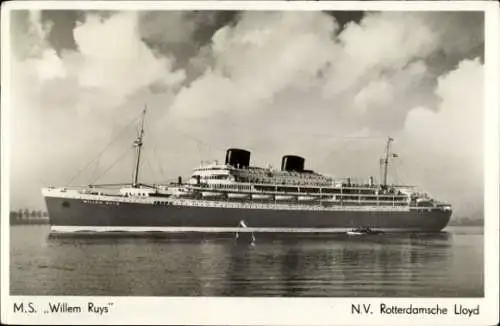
[
  {"x1": 65, "y1": 111, "x2": 144, "y2": 186},
  {"x1": 90, "y1": 147, "x2": 133, "y2": 185},
  {"x1": 143, "y1": 121, "x2": 167, "y2": 181}
]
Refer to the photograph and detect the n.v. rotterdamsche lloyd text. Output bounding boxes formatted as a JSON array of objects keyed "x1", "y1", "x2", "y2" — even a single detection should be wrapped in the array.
[
  {"x1": 352, "y1": 303, "x2": 480, "y2": 316},
  {"x1": 379, "y1": 303, "x2": 480, "y2": 316}
]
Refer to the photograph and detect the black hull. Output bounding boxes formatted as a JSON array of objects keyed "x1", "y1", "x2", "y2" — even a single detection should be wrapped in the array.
[{"x1": 44, "y1": 196, "x2": 451, "y2": 233}]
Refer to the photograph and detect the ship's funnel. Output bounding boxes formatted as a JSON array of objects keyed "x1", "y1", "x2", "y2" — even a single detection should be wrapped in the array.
[
  {"x1": 225, "y1": 148, "x2": 251, "y2": 168},
  {"x1": 281, "y1": 155, "x2": 305, "y2": 172}
]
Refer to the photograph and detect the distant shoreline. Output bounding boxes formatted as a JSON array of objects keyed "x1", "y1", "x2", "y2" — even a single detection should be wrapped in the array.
[
  {"x1": 10, "y1": 219, "x2": 49, "y2": 225},
  {"x1": 448, "y1": 218, "x2": 484, "y2": 226},
  {"x1": 9, "y1": 209, "x2": 49, "y2": 225},
  {"x1": 9, "y1": 220, "x2": 483, "y2": 227}
]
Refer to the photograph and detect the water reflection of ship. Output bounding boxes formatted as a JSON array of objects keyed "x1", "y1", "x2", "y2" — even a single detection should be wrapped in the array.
[
  {"x1": 280, "y1": 242, "x2": 306, "y2": 297},
  {"x1": 221, "y1": 243, "x2": 257, "y2": 296},
  {"x1": 38, "y1": 231, "x2": 458, "y2": 297},
  {"x1": 222, "y1": 232, "x2": 453, "y2": 297},
  {"x1": 335, "y1": 233, "x2": 453, "y2": 296},
  {"x1": 223, "y1": 240, "x2": 334, "y2": 297}
]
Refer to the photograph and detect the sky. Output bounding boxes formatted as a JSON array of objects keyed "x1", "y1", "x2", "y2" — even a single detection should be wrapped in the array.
[{"x1": 8, "y1": 9, "x2": 485, "y2": 218}]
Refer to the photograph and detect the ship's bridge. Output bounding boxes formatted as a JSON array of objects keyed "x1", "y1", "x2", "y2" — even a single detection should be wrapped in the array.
[
  {"x1": 188, "y1": 163, "x2": 236, "y2": 185},
  {"x1": 188, "y1": 165, "x2": 335, "y2": 187}
]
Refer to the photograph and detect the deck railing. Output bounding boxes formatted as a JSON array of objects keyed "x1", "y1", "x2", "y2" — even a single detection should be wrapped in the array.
[{"x1": 186, "y1": 182, "x2": 409, "y2": 207}]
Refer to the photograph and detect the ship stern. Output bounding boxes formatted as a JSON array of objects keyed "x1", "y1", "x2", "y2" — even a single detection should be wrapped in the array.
[{"x1": 434, "y1": 205, "x2": 453, "y2": 231}]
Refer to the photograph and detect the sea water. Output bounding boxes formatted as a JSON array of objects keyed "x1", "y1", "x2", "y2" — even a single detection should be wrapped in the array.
[{"x1": 10, "y1": 225, "x2": 483, "y2": 297}]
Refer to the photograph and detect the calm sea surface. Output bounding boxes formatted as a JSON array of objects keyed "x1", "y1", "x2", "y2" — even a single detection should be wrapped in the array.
[{"x1": 10, "y1": 226, "x2": 483, "y2": 297}]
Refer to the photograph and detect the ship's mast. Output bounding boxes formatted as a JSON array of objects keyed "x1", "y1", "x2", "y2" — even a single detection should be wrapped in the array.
[
  {"x1": 382, "y1": 136, "x2": 393, "y2": 187},
  {"x1": 132, "y1": 106, "x2": 147, "y2": 188}
]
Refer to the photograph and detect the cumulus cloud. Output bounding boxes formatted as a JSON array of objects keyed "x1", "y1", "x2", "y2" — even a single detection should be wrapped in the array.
[
  {"x1": 405, "y1": 59, "x2": 483, "y2": 154},
  {"x1": 402, "y1": 59, "x2": 483, "y2": 215},
  {"x1": 70, "y1": 12, "x2": 185, "y2": 106},
  {"x1": 323, "y1": 12, "x2": 435, "y2": 97},
  {"x1": 9, "y1": 9, "x2": 485, "y2": 219},
  {"x1": 170, "y1": 11, "x2": 338, "y2": 118},
  {"x1": 10, "y1": 10, "x2": 186, "y2": 208},
  {"x1": 170, "y1": 11, "x2": 483, "y2": 134},
  {"x1": 138, "y1": 11, "x2": 239, "y2": 81}
]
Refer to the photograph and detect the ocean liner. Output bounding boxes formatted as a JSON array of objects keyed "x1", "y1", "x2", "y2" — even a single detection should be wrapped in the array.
[{"x1": 42, "y1": 109, "x2": 452, "y2": 235}]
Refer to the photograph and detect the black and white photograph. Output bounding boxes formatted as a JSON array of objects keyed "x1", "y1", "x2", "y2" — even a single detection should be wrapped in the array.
[{"x1": 1, "y1": 1, "x2": 499, "y2": 325}]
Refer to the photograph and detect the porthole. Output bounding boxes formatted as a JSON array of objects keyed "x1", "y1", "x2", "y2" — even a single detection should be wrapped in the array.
[{"x1": 62, "y1": 201, "x2": 70, "y2": 208}]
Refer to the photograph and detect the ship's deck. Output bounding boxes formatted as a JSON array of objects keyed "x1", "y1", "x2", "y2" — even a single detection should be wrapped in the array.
[{"x1": 41, "y1": 187, "x2": 450, "y2": 213}]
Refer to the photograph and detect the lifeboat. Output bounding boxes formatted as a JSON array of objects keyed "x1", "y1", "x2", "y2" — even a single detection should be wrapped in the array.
[
  {"x1": 298, "y1": 195, "x2": 315, "y2": 201},
  {"x1": 201, "y1": 191, "x2": 224, "y2": 198},
  {"x1": 275, "y1": 195, "x2": 295, "y2": 201},
  {"x1": 251, "y1": 194, "x2": 272, "y2": 200},
  {"x1": 416, "y1": 197, "x2": 433, "y2": 206},
  {"x1": 227, "y1": 193, "x2": 250, "y2": 200}
]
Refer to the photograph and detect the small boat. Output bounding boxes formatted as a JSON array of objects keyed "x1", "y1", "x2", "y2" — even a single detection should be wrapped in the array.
[
  {"x1": 347, "y1": 227, "x2": 383, "y2": 236},
  {"x1": 298, "y1": 195, "x2": 315, "y2": 201}
]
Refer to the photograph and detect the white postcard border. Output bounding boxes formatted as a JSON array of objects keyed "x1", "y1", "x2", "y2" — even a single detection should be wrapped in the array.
[{"x1": 1, "y1": 1, "x2": 498, "y2": 325}]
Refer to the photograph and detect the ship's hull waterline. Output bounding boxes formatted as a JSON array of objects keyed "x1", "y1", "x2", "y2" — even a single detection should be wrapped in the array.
[{"x1": 44, "y1": 194, "x2": 452, "y2": 235}]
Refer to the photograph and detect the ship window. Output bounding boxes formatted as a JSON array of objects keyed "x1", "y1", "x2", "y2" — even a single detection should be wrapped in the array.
[{"x1": 62, "y1": 201, "x2": 70, "y2": 208}]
